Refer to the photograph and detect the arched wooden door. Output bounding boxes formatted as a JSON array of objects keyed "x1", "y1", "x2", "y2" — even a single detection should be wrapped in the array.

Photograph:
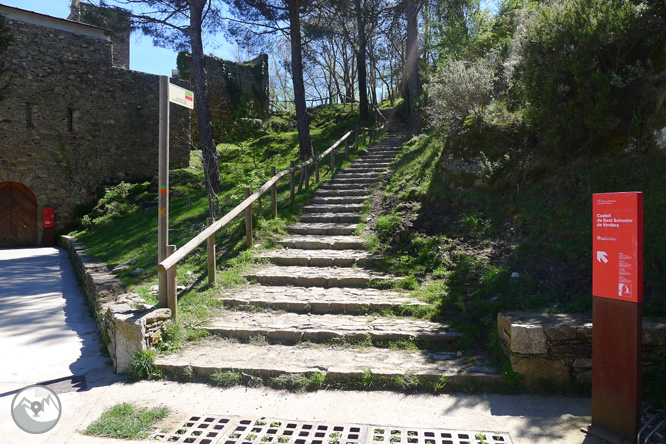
[{"x1": 0, "y1": 181, "x2": 38, "y2": 248}]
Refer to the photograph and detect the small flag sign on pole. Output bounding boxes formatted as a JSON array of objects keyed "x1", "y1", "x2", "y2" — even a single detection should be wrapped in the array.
[{"x1": 168, "y1": 83, "x2": 194, "y2": 109}]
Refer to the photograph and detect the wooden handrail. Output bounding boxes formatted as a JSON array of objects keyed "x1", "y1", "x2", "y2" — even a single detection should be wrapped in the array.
[{"x1": 157, "y1": 130, "x2": 353, "y2": 274}]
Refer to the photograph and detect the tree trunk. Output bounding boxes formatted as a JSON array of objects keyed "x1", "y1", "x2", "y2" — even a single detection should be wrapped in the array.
[
  {"x1": 354, "y1": 0, "x2": 369, "y2": 123},
  {"x1": 288, "y1": 0, "x2": 314, "y2": 161},
  {"x1": 406, "y1": 0, "x2": 421, "y2": 134},
  {"x1": 189, "y1": 0, "x2": 222, "y2": 217}
]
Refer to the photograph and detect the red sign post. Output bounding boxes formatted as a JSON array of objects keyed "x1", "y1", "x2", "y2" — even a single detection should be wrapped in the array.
[
  {"x1": 43, "y1": 208, "x2": 55, "y2": 247},
  {"x1": 587, "y1": 192, "x2": 642, "y2": 444}
]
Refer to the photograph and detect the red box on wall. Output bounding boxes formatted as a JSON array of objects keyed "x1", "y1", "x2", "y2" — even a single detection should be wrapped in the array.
[
  {"x1": 592, "y1": 192, "x2": 643, "y2": 303},
  {"x1": 43, "y1": 208, "x2": 55, "y2": 228}
]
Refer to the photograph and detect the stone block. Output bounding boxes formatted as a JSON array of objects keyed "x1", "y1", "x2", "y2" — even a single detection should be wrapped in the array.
[
  {"x1": 511, "y1": 356, "x2": 570, "y2": 386},
  {"x1": 510, "y1": 323, "x2": 547, "y2": 355},
  {"x1": 573, "y1": 358, "x2": 592, "y2": 369},
  {"x1": 544, "y1": 326, "x2": 576, "y2": 341}
]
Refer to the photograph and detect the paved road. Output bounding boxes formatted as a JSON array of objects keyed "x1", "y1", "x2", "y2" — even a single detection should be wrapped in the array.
[{"x1": 0, "y1": 248, "x2": 603, "y2": 444}]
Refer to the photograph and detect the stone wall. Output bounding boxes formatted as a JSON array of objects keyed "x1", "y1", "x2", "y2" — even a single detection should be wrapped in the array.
[
  {"x1": 498, "y1": 312, "x2": 666, "y2": 388},
  {"x1": 0, "y1": 6, "x2": 190, "y2": 237},
  {"x1": 59, "y1": 235, "x2": 171, "y2": 374},
  {"x1": 178, "y1": 52, "x2": 269, "y2": 144}
]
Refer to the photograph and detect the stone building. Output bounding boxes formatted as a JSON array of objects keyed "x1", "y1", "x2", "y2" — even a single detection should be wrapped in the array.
[
  {"x1": 0, "y1": 3, "x2": 192, "y2": 248},
  {"x1": 0, "y1": 3, "x2": 269, "y2": 248}
]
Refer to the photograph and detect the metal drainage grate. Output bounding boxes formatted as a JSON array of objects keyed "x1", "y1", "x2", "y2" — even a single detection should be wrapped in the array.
[{"x1": 152, "y1": 416, "x2": 512, "y2": 444}]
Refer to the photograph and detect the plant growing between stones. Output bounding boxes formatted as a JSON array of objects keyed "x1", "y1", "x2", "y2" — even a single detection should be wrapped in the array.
[{"x1": 131, "y1": 348, "x2": 162, "y2": 381}]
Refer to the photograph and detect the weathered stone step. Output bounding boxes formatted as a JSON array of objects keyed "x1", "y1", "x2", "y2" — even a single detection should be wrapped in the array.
[
  {"x1": 310, "y1": 196, "x2": 367, "y2": 205},
  {"x1": 302, "y1": 204, "x2": 364, "y2": 213},
  {"x1": 156, "y1": 338, "x2": 501, "y2": 389},
  {"x1": 243, "y1": 264, "x2": 402, "y2": 288},
  {"x1": 314, "y1": 189, "x2": 370, "y2": 197},
  {"x1": 200, "y1": 310, "x2": 460, "y2": 344},
  {"x1": 277, "y1": 235, "x2": 365, "y2": 250},
  {"x1": 299, "y1": 212, "x2": 361, "y2": 223},
  {"x1": 257, "y1": 248, "x2": 379, "y2": 267},
  {"x1": 328, "y1": 176, "x2": 377, "y2": 184},
  {"x1": 216, "y1": 284, "x2": 424, "y2": 314},
  {"x1": 286, "y1": 222, "x2": 358, "y2": 235},
  {"x1": 334, "y1": 172, "x2": 382, "y2": 180},
  {"x1": 318, "y1": 183, "x2": 369, "y2": 191}
]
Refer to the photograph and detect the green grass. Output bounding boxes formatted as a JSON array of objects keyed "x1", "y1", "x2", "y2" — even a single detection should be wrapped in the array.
[{"x1": 83, "y1": 403, "x2": 169, "y2": 439}]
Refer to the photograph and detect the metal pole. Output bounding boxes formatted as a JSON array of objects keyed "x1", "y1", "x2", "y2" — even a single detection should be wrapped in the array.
[
  {"x1": 207, "y1": 217, "x2": 216, "y2": 286},
  {"x1": 157, "y1": 75, "x2": 169, "y2": 309},
  {"x1": 167, "y1": 244, "x2": 177, "y2": 320},
  {"x1": 271, "y1": 166, "x2": 277, "y2": 218},
  {"x1": 245, "y1": 187, "x2": 253, "y2": 247}
]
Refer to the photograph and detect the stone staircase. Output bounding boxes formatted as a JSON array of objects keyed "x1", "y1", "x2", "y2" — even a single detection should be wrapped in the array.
[{"x1": 155, "y1": 127, "x2": 500, "y2": 390}]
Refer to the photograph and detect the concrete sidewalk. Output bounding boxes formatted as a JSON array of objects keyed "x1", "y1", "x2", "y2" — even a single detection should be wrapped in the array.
[{"x1": 0, "y1": 248, "x2": 603, "y2": 444}]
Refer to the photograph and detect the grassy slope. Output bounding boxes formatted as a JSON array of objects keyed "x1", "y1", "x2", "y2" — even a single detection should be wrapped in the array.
[{"x1": 370, "y1": 129, "x2": 666, "y2": 401}]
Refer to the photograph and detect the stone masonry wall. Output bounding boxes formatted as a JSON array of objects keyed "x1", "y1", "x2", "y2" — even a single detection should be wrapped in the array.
[
  {"x1": 0, "y1": 11, "x2": 190, "y2": 236},
  {"x1": 178, "y1": 52, "x2": 269, "y2": 144},
  {"x1": 498, "y1": 312, "x2": 666, "y2": 388},
  {"x1": 59, "y1": 235, "x2": 171, "y2": 374}
]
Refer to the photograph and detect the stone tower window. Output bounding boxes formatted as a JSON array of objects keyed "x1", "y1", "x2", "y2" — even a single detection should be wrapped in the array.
[
  {"x1": 26, "y1": 103, "x2": 35, "y2": 129},
  {"x1": 67, "y1": 108, "x2": 75, "y2": 132}
]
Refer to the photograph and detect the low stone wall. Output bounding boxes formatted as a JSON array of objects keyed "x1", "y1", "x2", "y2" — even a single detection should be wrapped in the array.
[
  {"x1": 59, "y1": 235, "x2": 171, "y2": 374},
  {"x1": 498, "y1": 312, "x2": 666, "y2": 388}
]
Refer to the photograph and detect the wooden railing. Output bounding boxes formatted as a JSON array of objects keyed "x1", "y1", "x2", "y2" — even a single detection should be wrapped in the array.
[{"x1": 157, "y1": 122, "x2": 385, "y2": 319}]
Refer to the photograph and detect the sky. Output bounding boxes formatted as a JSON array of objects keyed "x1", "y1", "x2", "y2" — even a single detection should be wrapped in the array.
[{"x1": 0, "y1": 0, "x2": 236, "y2": 76}]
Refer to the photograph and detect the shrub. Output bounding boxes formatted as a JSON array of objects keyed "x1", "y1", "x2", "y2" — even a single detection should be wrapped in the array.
[
  {"x1": 511, "y1": 0, "x2": 666, "y2": 158},
  {"x1": 426, "y1": 57, "x2": 496, "y2": 129}
]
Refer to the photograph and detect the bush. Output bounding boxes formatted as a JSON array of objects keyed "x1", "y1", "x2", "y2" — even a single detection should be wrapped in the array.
[
  {"x1": 426, "y1": 57, "x2": 496, "y2": 129},
  {"x1": 511, "y1": 0, "x2": 666, "y2": 158}
]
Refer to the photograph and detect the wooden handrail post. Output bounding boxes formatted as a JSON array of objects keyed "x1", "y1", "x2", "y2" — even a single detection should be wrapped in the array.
[
  {"x1": 315, "y1": 151, "x2": 320, "y2": 182},
  {"x1": 206, "y1": 217, "x2": 216, "y2": 287},
  {"x1": 355, "y1": 130, "x2": 359, "y2": 150},
  {"x1": 245, "y1": 187, "x2": 253, "y2": 247},
  {"x1": 330, "y1": 146, "x2": 335, "y2": 172},
  {"x1": 167, "y1": 244, "x2": 177, "y2": 320},
  {"x1": 363, "y1": 129, "x2": 367, "y2": 145},
  {"x1": 289, "y1": 160, "x2": 295, "y2": 205},
  {"x1": 304, "y1": 163, "x2": 309, "y2": 188},
  {"x1": 344, "y1": 139, "x2": 349, "y2": 159},
  {"x1": 270, "y1": 166, "x2": 277, "y2": 218}
]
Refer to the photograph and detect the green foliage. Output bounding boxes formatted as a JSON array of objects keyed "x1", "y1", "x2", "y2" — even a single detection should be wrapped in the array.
[
  {"x1": 131, "y1": 348, "x2": 163, "y2": 381},
  {"x1": 210, "y1": 370, "x2": 243, "y2": 387},
  {"x1": 426, "y1": 57, "x2": 496, "y2": 127},
  {"x1": 83, "y1": 403, "x2": 169, "y2": 439},
  {"x1": 511, "y1": 0, "x2": 666, "y2": 158}
]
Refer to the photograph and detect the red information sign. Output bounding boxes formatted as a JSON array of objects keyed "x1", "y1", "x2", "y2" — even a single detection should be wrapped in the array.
[
  {"x1": 592, "y1": 192, "x2": 642, "y2": 303},
  {"x1": 43, "y1": 208, "x2": 55, "y2": 228}
]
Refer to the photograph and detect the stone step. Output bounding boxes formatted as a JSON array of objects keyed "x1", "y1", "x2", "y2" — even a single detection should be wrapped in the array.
[
  {"x1": 310, "y1": 196, "x2": 367, "y2": 205},
  {"x1": 277, "y1": 235, "x2": 365, "y2": 250},
  {"x1": 256, "y1": 248, "x2": 380, "y2": 267},
  {"x1": 242, "y1": 264, "x2": 402, "y2": 288},
  {"x1": 334, "y1": 172, "x2": 382, "y2": 180},
  {"x1": 346, "y1": 166, "x2": 390, "y2": 172},
  {"x1": 299, "y1": 212, "x2": 361, "y2": 223},
  {"x1": 327, "y1": 176, "x2": 377, "y2": 184},
  {"x1": 199, "y1": 310, "x2": 461, "y2": 344},
  {"x1": 314, "y1": 189, "x2": 370, "y2": 197},
  {"x1": 155, "y1": 338, "x2": 501, "y2": 389},
  {"x1": 215, "y1": 284, "x2": 424, "y2": 314},
  {"x1": 318, "y1": 183, "x2": 369, "y2": 191},
  {"x1": 302, "y1": 204, "x2": 364, "y2": 213},
  {"x1": 286, "y1": 222, "x2": 358, "y2": 235}
]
